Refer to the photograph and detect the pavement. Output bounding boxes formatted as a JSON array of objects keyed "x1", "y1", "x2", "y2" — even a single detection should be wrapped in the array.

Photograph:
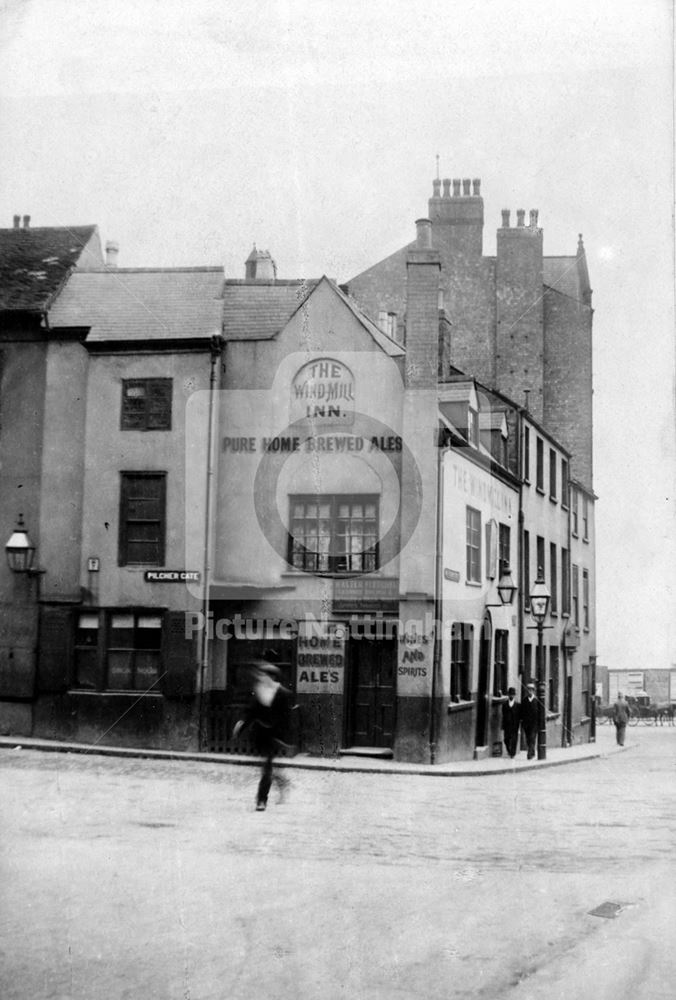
[{"x1": 0, "y1": 724, "x2": 630, "y2": 776}]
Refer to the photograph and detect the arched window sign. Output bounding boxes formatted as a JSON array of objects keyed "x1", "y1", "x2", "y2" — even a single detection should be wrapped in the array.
[{"x1": 290, "y1": 357, "x2": 355, "y2": 426}]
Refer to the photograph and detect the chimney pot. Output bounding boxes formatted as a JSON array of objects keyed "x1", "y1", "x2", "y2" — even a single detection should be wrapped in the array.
[
  {"x1": 501, "y1": 209, "x2": 511, "y2": 228},
  {"x1": 529, "y1": 209, "x2": 539, "y2": 228},
  {"x1": 452, "y1": 178, "x2": 461, "y2": 197},
  {"x1": 442, "y1": 178, "x2": 451, "y2": 198},
  {"x1": 516, "y1": 209, "x2": 525, "y2": 227},
  {"x1": 23, "y1": 215, "x2": 30, "y2": 229},
  {"x1": 415, "y1": 218, "x2": 432, "y2": 248},
  {"x1": 13, "y1": 215, "x2": 20, "y2": 229},
  {"x1": 105, "y1": 240, "x2": 119, "y2": 267},
  {"x1": 462, "y1": 178, "x2": 471, "y2": 196},
  {"x1": 432, "y1": 178, "x2": 441, "y2": 197},
  {"x1": 472, "y1": 178, "x2": 481, "y2": 196}
]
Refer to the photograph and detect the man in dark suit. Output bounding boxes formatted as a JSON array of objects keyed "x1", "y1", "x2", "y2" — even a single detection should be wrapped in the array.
[
  {"x1": 520, "y1": 681, "x2": 539, "y2": 759},
  {"x1": 501, "y1": 686, "x2": 521, "y2": 758}
]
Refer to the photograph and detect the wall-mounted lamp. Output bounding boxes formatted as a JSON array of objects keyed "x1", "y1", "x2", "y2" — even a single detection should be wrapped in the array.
[
  {"x1": 5, "y1": 514, "x2": 43, "y2": 578},
  {"x1": 529, "y1": 569, "x2": 551, "y2": 760},
  {"x1": 486, "y1": 566, "x2": 517, "y2": 607}
]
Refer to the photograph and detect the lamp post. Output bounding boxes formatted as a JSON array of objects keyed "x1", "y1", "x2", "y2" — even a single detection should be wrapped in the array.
[{"x1": 529, "y1": 570, "x2": 551, "y2": 761}]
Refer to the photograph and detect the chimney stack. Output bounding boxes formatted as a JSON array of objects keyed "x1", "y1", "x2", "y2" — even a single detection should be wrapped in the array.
[
  {"x1": 442, "y1": 178, "x2": 451, "y2": 198},
  {"x1": 105, "y1": 241, "x2": 119, "y2": 267},
  {"x1": 462, "y1": 178, "x2": 471, "y2": 196},
  {"x1": 415, "y1": 218, "x2": 432, "y2": 248},
  {"x1": 22, "y1": 215, "x2": 30, "y2": 229},
  {"x1": 452, "y1": 178, "x2": 461, "y2": 197},
  {"x1": 516, "y1": 209, "x2": 525, "y2": 227},
  {"x1": 501, "y1": 209, "x2": 511, "y2": 228},
  {"x1": 13, "y1": 215, "x2": 20, "y2": 229},
  {"x1": 529, "y1": 209, "x2": 539, "y2": 228}
]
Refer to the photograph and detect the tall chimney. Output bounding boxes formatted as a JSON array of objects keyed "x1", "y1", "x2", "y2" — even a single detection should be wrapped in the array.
[
  {"x1": 22, "y1": 215, "x2": 30, "y2": 229},
  {"x1": 13, "y1": 215, "x2": 20, "y2": 229},
  {"x1": 105, "y1": 241, "x2": 119, "y2": 267}
]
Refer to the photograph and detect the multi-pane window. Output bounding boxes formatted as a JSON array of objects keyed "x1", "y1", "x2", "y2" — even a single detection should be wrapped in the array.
[
  {"x1": 466, "y1": 507, "x2": 482, "y2": 582},
  {"x1": 572, "y1": 564, "x2": 580, "y2": 626},
  {"x1": 550, "y1": 543, "x2": 558, "y2": 614},
  {"x1": 562, "y1": 547, "x2": 570, "y2": 615},
  {"x1": 523, "y1": 427, "x2": 530, "y2": 481},
  {"x1": 523, "y1": 530, "x2": 531, "y2": 608},
  {"x1": 485, "y1": 520, "x2": 497, "y2": 579},
  {"x1": 536, "y1": 535, "x2": 545, "y2": 582},
  {"x1": 549, "y1": 647, "x2": 560, "y2": 712},
  {"x1": 549, "y1": 448, "x2": 557, "y2": 499},
  {"x1": 121, "y1": 379, "x2": 172, "y2": 431},
  {"x1": 73, "y1": 609, "x2": 163, "y2": 692},
  {"x1": 451, "y1": 623, "x2": 473, "y2": 702},
  {"x1": 119, "y1": 473, "x2": 166, "y2": 566},
  {"x1": 581, "y1": 662, "x2": 590, "y2": 717},
  {"x1": 582, "y1": 569, "x2": 590, "y2": 629},
  {"x1": 583, "y1": 495, "x2": 589, "y2": 540},
  {"x1": 572, "y1": 488, "x2": 579, "y2": 535},
  {"x1": 289, "y1": 495, "x2": 378, "y2": 574},
  {"x1": 536, "y1": 437, "x2": 544, "y2": 490},
  {"x1": 493, "y1": 630, "x2": 509, "y2": 696},
  {"x1": 561, "y1": 459, "x2": 569, "y2": 508},
  {"x1": 499, "y1": 523, "x2": 511, "y2": 576}
]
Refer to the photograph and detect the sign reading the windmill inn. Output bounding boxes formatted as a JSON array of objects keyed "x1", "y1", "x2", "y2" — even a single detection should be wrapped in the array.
[{"x1": 290, "y1": 357, "x2": 355, "y2": 425}]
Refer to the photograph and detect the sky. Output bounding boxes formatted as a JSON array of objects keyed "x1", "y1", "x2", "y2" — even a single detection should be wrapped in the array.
[{"x1": 0, "y1": 0, "x2": 674, "y2": 670}]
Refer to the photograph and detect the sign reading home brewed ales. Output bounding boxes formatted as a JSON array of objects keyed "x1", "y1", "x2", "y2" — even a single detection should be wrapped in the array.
[
  {"x1": 296, "y1": 622, "x2": 346, "y2": 693},
  {"x1": 290, "y1": 357, "x2": 355, "y2": 425}
]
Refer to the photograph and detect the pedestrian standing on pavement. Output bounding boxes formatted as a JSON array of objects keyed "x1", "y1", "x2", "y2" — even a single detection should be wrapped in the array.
[
  {"x1": 520, "y1": 681, "x2": 538, "y2": 760},
  {"x1": 232, "y1": 659, "x2": 295, "y2": 811},
  {"x1": 501, "y1": 686, "x2": 521, "y2": 758},
  {"x1": 611, "y1": 691, "x2": 631, "y2": 746}
]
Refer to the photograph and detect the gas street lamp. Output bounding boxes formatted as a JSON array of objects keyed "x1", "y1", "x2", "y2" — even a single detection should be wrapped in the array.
[
  {"x1": 5, "y1": 514, "x2": 37, "y2": 574},
  {"x1": 529, "y1": 570, "x2": 551, "y2": 760}
]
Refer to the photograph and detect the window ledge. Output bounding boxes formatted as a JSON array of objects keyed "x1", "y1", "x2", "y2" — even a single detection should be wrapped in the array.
[
  {"x1": 465, "y1": 580, "x2": 482, "y2": 588},
  {"x1": 546, "y1": 712, "x2": 561, "y2": 721},
  {"x1": 68, "y1": 689, "x2": 163, "y2": 698},
  {"x1": 448, "y1": 700, "x2": 473, "y2": 713},
  {"x1": 549, "y1": 495, "x2": 558, "y2": 504},
  {"x1": 536, "y1": 486, "x2": 545, "y2": 496},
  {"x1": 583, "y1": 537, "x2": 589, "y2": 544}
]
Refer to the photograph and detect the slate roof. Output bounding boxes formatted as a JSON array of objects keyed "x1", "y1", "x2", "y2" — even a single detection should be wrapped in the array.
[
  {"x1": 49, "y1": 268, "x2": 225, "y2": 342},
  {"x1": 0, "y1": 225, "x2": 100, "y2": 311},
  {"x1": 543, "y1": 256, "x2": 582, "y2": 300},
  {"x1": 222, "y1": 280, "x2": 316, "y2": 340}
]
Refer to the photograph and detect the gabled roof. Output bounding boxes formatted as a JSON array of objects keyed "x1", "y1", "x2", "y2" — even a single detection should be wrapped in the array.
[
  {"x1": 222, "y1": 279, "x2": 315, "y2": 340},
  {"x1": 543, "y1": 256, "x2": 583, "y2": 301},
  {"x1": 49, "y1": 268, "x2": 225, "y2": 342},
  {"x1": 0, "y1": 225, "x2": 101, "y2": 312}
]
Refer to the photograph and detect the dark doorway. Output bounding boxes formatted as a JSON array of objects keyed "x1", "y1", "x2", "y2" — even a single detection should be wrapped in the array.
[
  {"x1": 348, "y1": 637, "x2": 396, "y2": 748},
  {"x1": 475, "y1": 616, "x2": 492, "y2": 747}
]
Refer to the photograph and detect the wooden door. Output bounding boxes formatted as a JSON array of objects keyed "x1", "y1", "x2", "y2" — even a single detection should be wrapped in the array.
[{"x1": 349, "y1": 638, "x2": 396, "y2": 747}]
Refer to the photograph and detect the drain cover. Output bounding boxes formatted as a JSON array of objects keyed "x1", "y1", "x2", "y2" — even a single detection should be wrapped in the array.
[{"x1": 588, "y1": 901, "x2": 632, "y2": 919}]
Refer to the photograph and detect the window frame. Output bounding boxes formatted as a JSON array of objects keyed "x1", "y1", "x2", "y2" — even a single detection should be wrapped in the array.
[
  {"x1": 582, "y1": 568, "x2": 590, "y2": 629},
  {"x1": 561, "y1": 459, "x2": 569, "y2": 509},
  {"x1": 548, "y1": 646, "x2": 560, "y2": 713},
  {"x1": 73, "y1": 608, "x2": 165, "y2": 693},
  {"x1": 571, "y1": 488, "x2": 579, "y2": 536},
  {"x1": 523, "y1": 529, "x2": 531, "y2": 609},
  {"x1": 562, "y1": 547, "x2": 571, "y2": 616},
  {"x1": 549, "y1": 447, "x2": 557, "y2": 501},
  {"x1": 493, "y1": 629, "x2": 509, "y2": 697},
  {"x1": 118, "y1": 472, "x2": 167, "y2": 567},
  {"x1": 450, "y1": 623, "x2": 473, "y2": 703},
  {"x1": 287, "y1": 493, "x2": 379, "y2": 575},
  {"x1": 572, "y1": 563, "x2": 580, "y2": 626},
  {"x1": 549, "y1": 542, "x2": 558, "y2": 615},
  {"x1": 536, "y1": 437, "x2": 544, "y2": 492},
  {"x1": 498, "y1": 523, "x2": 511, "y2": 577},
  {"x1": 466, "y1": 506, "x2": 482, "y2": 583},
  {"x1": 523, "y1": 426, "x2": 530, "y2": 483},
  {"x1": 582, "y1": 495, "x2": 589, "y2": 541},
  {"x1": 120, "y1": 378, "x2": 173, "y2": 432}
]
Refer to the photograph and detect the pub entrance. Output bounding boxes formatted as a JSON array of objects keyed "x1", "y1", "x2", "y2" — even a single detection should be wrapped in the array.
[{"x1": 346, "y1": 635, "x2": 396, "y2": 750}]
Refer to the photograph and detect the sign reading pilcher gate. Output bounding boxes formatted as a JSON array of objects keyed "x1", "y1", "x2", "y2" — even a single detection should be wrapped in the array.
[{"x1": 290, "y1": 357, "x2": 355, "y2": 425}]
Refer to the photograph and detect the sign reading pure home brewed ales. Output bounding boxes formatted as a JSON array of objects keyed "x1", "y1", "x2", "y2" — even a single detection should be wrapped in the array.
[{"x1": 296, "y1": 622, "x2": 346, "y2": 694}]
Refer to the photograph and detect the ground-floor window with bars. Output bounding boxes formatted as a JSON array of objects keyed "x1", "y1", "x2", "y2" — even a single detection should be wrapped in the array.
[{"x1": 288, "y1": 494, "x2": 379, "y2": 573}]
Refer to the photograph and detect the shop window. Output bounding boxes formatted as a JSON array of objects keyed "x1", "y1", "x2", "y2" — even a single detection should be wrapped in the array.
[
  {"x1": 107, "y1": 612, "x2": 163, "y2": 691},
  {"x1": 549, "y1": 647, "x2": 560, "y2": 712},
  {"x1": 572, "y1": 564, "x2": 580, "y2": 626},
  {"x1": 73, "y1": 609, "x2": 164, "y2": 692},
  {"x1": 288, "y1": 495, "x2": 378, "y2": 574},
  {"x1": 121, "y1": 378, "x2": 172, "y2": 431},
  {"x1": 582, "y1": 569, "x2": 590, "y2": 629},
  {"x1": 493, "y1": 630, "x2": 509, "y2": 696},
  {"x1": 549, "y1": 448, "x2": 557, "y2": 500},
  {"x1": 119, "y1": 472, "x2": 166, "y2": 566},
  {"x1": 499, "y1": 523, "x2": 511, "y2": 577},
  {"x1": 451, "y1": 623, "x2": 473, "y2": 702},
  {"x1": 523, "y1": 426, "x2": 530, "y2": 482},
  {"x1": 466, "y1": 507, "x2": 481, "y2": 582},
  {"x1": 536, "y1": 437, "x2": 544, "y2": 491},
  {"x1": 549, "y1": 543, "x2": 558, "y2": 614}
]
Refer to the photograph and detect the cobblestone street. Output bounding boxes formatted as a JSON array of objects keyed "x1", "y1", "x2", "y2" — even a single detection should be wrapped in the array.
[{"x1": 1, "y1": 726, "x2": 675, "y2": 1000}]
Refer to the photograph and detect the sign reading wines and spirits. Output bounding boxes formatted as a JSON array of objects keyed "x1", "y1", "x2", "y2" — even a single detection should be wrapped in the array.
[
  {"x1": 290, "y1": 357, "x2": 355, "y2": 425},
  {"x1": 296, "y1": 622, "x2": 346, "y2": 693}
]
